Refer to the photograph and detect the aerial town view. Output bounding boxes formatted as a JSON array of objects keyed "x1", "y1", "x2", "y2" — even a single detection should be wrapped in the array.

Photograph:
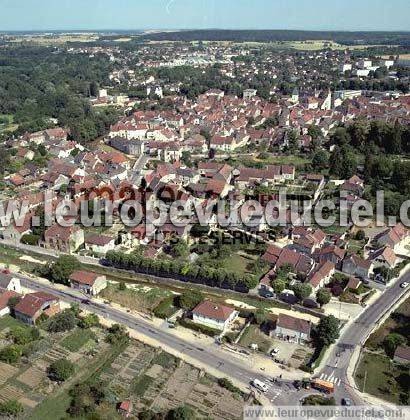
[{"x1": 0, "y1": 1, "x2": 409, "y2": 419}]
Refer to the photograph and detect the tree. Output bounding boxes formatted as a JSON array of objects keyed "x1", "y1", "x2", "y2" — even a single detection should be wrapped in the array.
[
  {"x1": 169, "y1": 238, "x2": 189, "y2": 258},
  {"x1": 0, "y1": 400, "x2": 24, "y2": 418},
  {"x1": 106, "y1": 324, "x2": 129, "y2": 345},
  {"x1": 47, "y1": 309, "x2": 77, "y2": 333},
  {"x1": 48, "y1": 358, "x2": 75, "y2": 382},
  {"x1": 355, "y1": 230, "x2": 366, "y2": 241},
  {"x1": 272, "y1": 279, "x2": 286, "y2": 294},
  {"x1": 177, "y1": 290, "x2": 203, "y2": 310},
  {"x1": 383, "y1": 333, "x2": 406, "y2": 358},
  {"x1": 79, "y1": 313, "x2": 99, "y2": 329},
  {"x1": 329, "y1": 144, "x2": 358, "y2": 179},
  {"x1": 8, "y1": 326, "x2": 40, "y2": 345},
  {"x1": 118, "y1": 281, "x2": 127, "y2": 291},
  {"x1": 50, "y1": 255, "x2": 78, "y2": 285},
  {"x1": 315, "y1": 315, "x2": 340, "y2": 346},
  {"x1": 312, "y1": 150, "x2": 329, "y2": 171},
  {"x1": 316, "y1": 288, "x2": 331, "y2": 306},
  {"x1": 292, "y1": 283, "x2": 312, "y2": 301},
  {"x1": 0, "y1": 345, "x2": 22, "y2": 364},
  {"x1": 308, "y1": 125, "x2": 321, "y2": 140},
  {"x1": 167, "y1": 405, "x2": 196, "y2": 420}
]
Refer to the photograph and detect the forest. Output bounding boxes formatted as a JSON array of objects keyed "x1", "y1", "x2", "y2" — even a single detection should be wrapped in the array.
[
  {"x1": 142, "y1": 30, "x2": 410, "y2": 46},
  {"x1": 0, "y1": 46, "x2": 119, "y2": 142}
]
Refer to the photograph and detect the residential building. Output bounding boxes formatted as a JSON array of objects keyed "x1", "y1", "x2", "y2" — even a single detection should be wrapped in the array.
[
  {"x1": 84, "y1": 234, "x2": 116, "y2": 255},
  {"x1": 14, "y1": 292, "x2": 60, "y2": 325},
  {"x1": 69, "y1": 270, "x2": 108, "y2": 296},
  {"x1": 43, "y1": 224, "x2": 85, "y2": 253},
  {"x1": 192, "y1": 300, "x2": 238, "y2": 331},
  {"x1": 274, "y1": 313, "x2": 311, "y2": 344},
  {"x1": 0, "y1": 271, "x2": 22, "y2": 293}
]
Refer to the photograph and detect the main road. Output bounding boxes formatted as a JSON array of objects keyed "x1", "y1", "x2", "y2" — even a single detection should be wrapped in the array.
[{"x1": 318, "y1": 272, "x2": 410, "y2": 405}]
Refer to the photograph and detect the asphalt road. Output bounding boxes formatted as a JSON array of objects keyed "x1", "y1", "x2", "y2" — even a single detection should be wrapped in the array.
[{"x1": 318, "y1": 273, "x2": 410, "y2": 405}]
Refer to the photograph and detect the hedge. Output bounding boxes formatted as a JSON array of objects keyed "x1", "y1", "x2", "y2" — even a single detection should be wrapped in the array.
[{"x1": 178, "y1": 318, "x2": 221, "y2": 337}]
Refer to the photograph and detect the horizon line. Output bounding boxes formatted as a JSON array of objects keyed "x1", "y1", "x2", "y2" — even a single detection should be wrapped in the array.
[{"x1": 2, "y1": 28, "x2": 410, "y2": 34}]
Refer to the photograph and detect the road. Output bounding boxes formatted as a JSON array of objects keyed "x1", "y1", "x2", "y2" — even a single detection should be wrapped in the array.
[
  {"x1": 318, "y1": 273, "x2": 410, "y2": 405},
  {"x1": 19, "y1": 275, "x2": 300, "y2": 404}
]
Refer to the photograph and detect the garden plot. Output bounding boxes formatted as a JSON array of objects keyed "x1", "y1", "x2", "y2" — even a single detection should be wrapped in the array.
[
  {"x1": 288, "y1": 347, "x2": 313, "y2": 369},
  {"x1": 0, "y1": 361, "x2": 19, "y2": 385},
  {"x1": 16, "y1": 366, "x2": 46, "y2": 389},
  {"x1": 0, "y1": 384, "x2": 25, "y2": 404},
  {"x1": 39, "y1": 345, "x2": 70, "y2": 365}
]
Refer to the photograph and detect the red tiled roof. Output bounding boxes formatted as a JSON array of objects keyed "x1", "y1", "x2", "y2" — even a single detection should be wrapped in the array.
[
  {"x1": 0, "y1": 288, "x2": 19, "y2": 311},
  {"x1": 277, "y1": 313, "x2": 311, "y2": 334},
  {"x1": 14, "y1": 292, "x2": 58, "y2": 317},
  {"x1": 192, "y1": 300, "x2": 235, "y2": 322},
  {"x1": 69, "y1": 270, "x2": 99, "y2": 286}
]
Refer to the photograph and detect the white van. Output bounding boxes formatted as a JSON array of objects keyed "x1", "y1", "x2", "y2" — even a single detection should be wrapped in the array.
[{"x1": 252, "y1": 379, "x2": 268, "y2": 392}]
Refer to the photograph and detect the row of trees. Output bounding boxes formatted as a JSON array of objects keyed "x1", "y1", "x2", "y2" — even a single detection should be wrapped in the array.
[{"x1": 104, "y1": 250, "x2": 258, "y2": 292}]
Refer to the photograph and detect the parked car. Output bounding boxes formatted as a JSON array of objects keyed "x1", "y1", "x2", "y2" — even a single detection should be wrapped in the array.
[
  {"x1": 341, "y1": 397, "x2": 352, "y2": 406},
  {"x1": 251, "y1": 379, "x2": 268, "y2": 393},
  {"x1": 400, "y1": 282, "x2": 409, "y2": 289},
  {"x1": 270, "y1": 348, "x2": 280, "y2": 356}
]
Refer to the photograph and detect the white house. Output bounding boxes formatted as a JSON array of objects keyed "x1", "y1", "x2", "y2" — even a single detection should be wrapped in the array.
[
  {"x1": 0, "y1": 272, "x2": 22, "y2": 294},
  {"x1": 192, "y1": 300, "x2": 238, "y2": 331},
  {"x1": 274, "y1": 313, "x2": 311, "y2": 344},
  {"x1": 84, "y1": 234, "x2": 116, "y2": 255},
  {"x1": 69, "y1": 270, "x2": 108, "y2": 296}
]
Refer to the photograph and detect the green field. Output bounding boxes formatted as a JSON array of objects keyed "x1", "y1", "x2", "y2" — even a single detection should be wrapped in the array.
[
  {"x1": 0, "y1": 315, "x2": 26, "y2": 331},
  {"x1": 355, "y1": 352, "x2": 409, "y2": 405},
  {"x1": 60, "y1": 328, "x2": 97, "y2": 352}
]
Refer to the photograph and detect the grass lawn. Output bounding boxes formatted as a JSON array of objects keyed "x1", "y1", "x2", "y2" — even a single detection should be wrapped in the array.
[
  {"x1": 60, "y1": 328, "x2": 97, "y2": 352},
  {"x1": 0, "y1": 315, "x2": 27, "y2": 331},
  {"x1": 239, "y1": 324, "x2": 272, "y2": 354},
  {"x1": 29, "y1": 389, "x2": 72, "y2": 420},
  {"x1": 355, "y1": 352, "x2": 409, "y2": 405},
  {"x1": 223, "y1": 253, "x2": 254, "y2": 275}
]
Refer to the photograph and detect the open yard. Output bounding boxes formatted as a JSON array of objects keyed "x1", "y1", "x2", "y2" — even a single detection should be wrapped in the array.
[
  {"x1": 355, "y1": 352, "x2": 409, "y2": 405},
  {"x1": 101, "y1": 282, "x2": 174, "y2": 313},
  {"x1": 239, "y1": 324, "x2": 273, "y2": 354}
]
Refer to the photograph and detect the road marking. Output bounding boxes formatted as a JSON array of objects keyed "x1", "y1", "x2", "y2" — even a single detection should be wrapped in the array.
[{"x1": 320, "y1": 373, "x2": 325, "y2": 380}]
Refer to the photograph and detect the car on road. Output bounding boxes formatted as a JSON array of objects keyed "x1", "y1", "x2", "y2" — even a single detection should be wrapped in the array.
[
  {"x1": 341, "y1": 397, "x2": 352, "y2": 406},
  {"x1": 81, "y1": 299, "x2": 90, "y2": 304},
  {"x1": 251, "y1": 379, "x2": 269, "y2": 392},
  {"x1": 400, "y1": 282, "x2": 409, "y2": 288}
]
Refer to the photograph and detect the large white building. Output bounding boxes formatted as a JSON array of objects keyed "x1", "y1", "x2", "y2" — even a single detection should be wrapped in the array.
[{"x1": 192, "y1": 300, "x2": 238, "y2": 331}]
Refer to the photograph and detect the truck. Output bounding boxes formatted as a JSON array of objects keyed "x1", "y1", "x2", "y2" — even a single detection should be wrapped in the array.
[{"x1": 311, "y1": 378, "x2": 334, "y2": 394}]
